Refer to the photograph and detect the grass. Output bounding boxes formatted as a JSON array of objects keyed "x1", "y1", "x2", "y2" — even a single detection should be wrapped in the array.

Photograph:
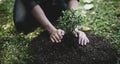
[{"x1": 0, "y1": 0, "x2": 120, "y2": 64}]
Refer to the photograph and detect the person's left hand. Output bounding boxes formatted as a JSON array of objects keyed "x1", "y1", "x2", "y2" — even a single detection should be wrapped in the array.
[{"x1": 74, "y1": 28, "x2": 89, "y2": 46}]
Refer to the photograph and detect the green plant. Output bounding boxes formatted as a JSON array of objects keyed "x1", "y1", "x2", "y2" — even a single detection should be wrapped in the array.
[
  {"x1": 57, "y1": 10, "x2": 81, "y2": 33},
  {"x1": 0, "y1": 0, "x2": 120, "y2": 64},
  {"x1": 57, "y1": 1, "x2": 120, "y2": 63}
]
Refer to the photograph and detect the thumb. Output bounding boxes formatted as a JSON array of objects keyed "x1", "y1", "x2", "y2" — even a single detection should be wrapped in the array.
[
  {"x1": 75, "y1": 28, "x2": 79, "y2": 32},
  {"x1": 75, "y1": 32, "x2": 78, "y2": 37},
  {"x1": 73, "y1": 31, "x2": 78, "y2": 37},
  {"x1": 58, "y1": 29, "x2": 65, "y2": 35},
  {"x1": 61, "y1": 30, "x2": 65, "y2": 35}
]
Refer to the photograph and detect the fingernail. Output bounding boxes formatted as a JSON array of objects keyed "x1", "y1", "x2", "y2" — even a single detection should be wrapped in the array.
[
  {"x1": 82, "y1": 43, "x2": 84, "y2": 46},
  {"x1": 52, "y1": 40, "x2": 54, "y2": 43},
  {"x1": 75, "y1": 34, "x2": 78, "y2": 37},
  {"x1": 59, "y1": 40, "x2": 61, "y2": 42},
  {"x1": 56, "y1": 41, "x2": 58, "y2": 43}
]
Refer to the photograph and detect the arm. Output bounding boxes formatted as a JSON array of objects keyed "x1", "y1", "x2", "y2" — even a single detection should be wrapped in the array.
[
  {"x1": 32, "y1": 5, "x2": 64, "y2": 43},
  {"x1": 68, "y1": 0, "x2": 79, "y2": 10},
  {"x1": 32, "y1": 5, "x2": 56, "y2": 34}
]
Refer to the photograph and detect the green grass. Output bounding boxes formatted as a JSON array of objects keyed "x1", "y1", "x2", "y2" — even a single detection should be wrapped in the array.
[{"x1": 0, "y1": 0, "x2": 120, "y2": 64}]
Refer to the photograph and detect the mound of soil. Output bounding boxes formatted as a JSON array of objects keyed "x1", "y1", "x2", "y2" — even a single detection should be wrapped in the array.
[{"x1": 29, "y1": 31, "x2": 117, "y2": 64}]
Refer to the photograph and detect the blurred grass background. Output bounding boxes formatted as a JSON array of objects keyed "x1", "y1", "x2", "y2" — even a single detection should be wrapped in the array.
[{"x1": 0, "y1": 0, "x2": 120, "y2": 64}]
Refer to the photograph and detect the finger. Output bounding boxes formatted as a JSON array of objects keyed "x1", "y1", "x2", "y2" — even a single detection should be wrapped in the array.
[
  {"x1": 84, "y1": 39, "x2": 87, "y2": 45},
  {"x1": 87, "y1": 39, "x2": 90, "y2": 43},
  {"x1": 83, "y1": 36, "x2": 88, "y2": 45},
  {"x1": 82, "y1": 38, "x2": 85, "y2": 45},
  {"x1": 75, "y1": 32, "x2": 78, "y2": 37},
  {"x1": 75, "y1": 28, "x2": 79, "y2": 32},
  {"x1": 85, "y1": 37, "x2": 89, "y2": 44},
  {"x1": 52, "y1": 35, "x2": 59, "y2": 43},
  {"x1": 78, "y1": 32, "x2": 83, "y2": 44},
  {"x1": 78, "y1": 34, "x2": 81, "y2": 44},
  {"x1": 74, "y1": 30, "x2": 79, "y2": 37},
  {"x1": 81, "y1": 36, "x2": 88, "y2": 45},
  {"x1": 81, "y1": 33, "x2": 87, "y2": 45},
  {"x1": 60, "y1": 29, "x2": 65, "y2": 35},
  {"x1": 79, "y1": 37, "x2": 82, "y2": 45},
  {"x1": 57, "y1": 30, "x2": 63, "y2": 39},
  {"x1": 78, "y1": 37, "x2": 80, "y2": 44},
  {"x1": 84, "y1": 39, "x2": 88, "y2": 45},
  {"x1": 54, "y1": 33, "x2": 62, "y2": 43},
  {"x1": 61, "y1": 31, "x2": 65, "y2": 36},
  {"x1": 59, "y1": 39, "x2": 61, "y2": 42},
  {"x1": 85, "y1": 35, "x2": 90, "y2": 43},
  {"x1": 81, "y1": 38, "x2": 84, "y2": 46},
  {"x1": 50, "y1": 36, "x2": 55, "y2": 43}
]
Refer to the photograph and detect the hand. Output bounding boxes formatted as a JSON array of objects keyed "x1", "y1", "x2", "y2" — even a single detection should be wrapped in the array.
[
  {"x1": 50, "y1": 29, "x2": 65, "y2": 43},
  {"x1": 74, "y1": 28, "x2": 89, "y2": 46}
]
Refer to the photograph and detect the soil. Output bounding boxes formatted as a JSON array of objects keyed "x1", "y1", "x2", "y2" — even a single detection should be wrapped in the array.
[{"x1": 29, "y1": 31, "x2": 117, "y2": 64}]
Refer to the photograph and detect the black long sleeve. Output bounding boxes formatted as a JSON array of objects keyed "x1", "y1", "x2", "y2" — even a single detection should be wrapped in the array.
[
  {"x1": 65, "y1": 0, "x2": 79, "y2": 3},
  {"x1": 21, "y1": 0, "x2": 38, "y2": 11}
]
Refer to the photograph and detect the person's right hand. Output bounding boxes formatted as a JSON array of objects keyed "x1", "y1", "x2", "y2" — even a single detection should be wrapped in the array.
[{"x1": 50, "y1": 29, "x2": 65, "y2": 43}]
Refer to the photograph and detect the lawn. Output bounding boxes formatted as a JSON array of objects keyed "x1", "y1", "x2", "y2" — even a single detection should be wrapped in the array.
[{"x1": 0, "y1": 0, "x2": 120, "y2": 64}]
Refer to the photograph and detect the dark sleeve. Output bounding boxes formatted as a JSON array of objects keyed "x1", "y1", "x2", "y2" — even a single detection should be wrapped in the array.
[
  {"x1": 65, "y1": 0, "x2": 79, "y2": 3},
  {"x1": 21, "y1": 0, "x2": 38, "y2": 11}
]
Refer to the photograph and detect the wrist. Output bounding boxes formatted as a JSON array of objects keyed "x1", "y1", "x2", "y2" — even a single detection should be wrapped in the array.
[
  {"x1": 48, "y1": 28, "x2": 57, "y2": 34},
  {"x1": 74, "y1": 25, "x2": 79, "y2": 32}
]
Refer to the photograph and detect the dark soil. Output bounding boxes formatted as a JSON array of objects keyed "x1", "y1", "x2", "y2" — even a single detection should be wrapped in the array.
[
  {"x1": 117, "y1": 14, "x2": 120, "y2": 19},
  {"x1": 29, "y1": 31, "x2": 117, "y2": 64}
]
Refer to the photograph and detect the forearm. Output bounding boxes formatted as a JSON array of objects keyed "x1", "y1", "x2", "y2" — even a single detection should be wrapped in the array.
[
  {"x1": 68, "y1": 0, "x2": 79, "y2": 10},
  {"x1": 32, "y1": 5, "x2": 56, "y2": 33}
]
